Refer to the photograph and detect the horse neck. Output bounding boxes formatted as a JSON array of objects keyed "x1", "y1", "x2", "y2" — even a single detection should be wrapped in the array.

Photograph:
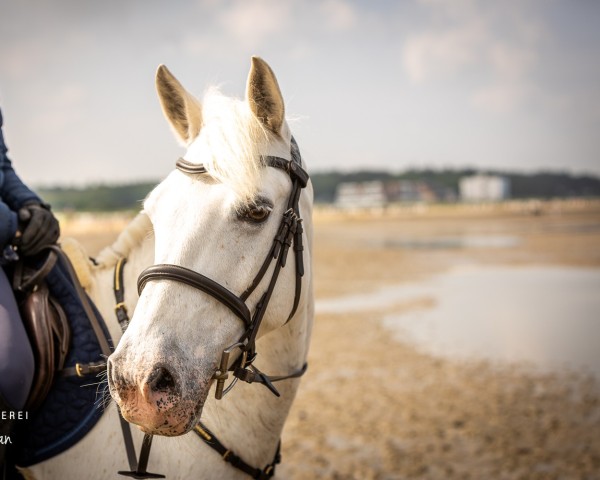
[{"x1": 200, "y1": 297, "x2": 313, "y2": 469}]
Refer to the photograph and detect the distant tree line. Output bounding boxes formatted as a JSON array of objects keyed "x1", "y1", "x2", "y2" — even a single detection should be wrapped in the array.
[
  {"x1": 311, "y1": 169, "x2": 600, "y2": 203},
  {"x1": 37, "y1": 169, "x2": 600, "y2": 211},
  {"x1": 39, "y1": 182, "x2": 157, "y2": 212}
]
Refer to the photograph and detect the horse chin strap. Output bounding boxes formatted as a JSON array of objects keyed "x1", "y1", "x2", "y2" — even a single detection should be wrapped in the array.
[{"x1": 137, "y1": 137, "x2": 309, "y2": 401}]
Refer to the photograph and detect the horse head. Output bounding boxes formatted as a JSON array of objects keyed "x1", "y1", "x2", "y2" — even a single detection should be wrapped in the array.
[{"x1": 107, "y1": 57, "x2": 312, "y2": 437}]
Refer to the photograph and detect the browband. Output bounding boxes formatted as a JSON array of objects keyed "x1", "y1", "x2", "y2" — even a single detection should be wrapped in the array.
[
  {"x1": 175, "y1": 157, "x2": 308, "y2": 188},
  {"x1": 175, "y1": 136, "x2": 308, "y2": 188}
]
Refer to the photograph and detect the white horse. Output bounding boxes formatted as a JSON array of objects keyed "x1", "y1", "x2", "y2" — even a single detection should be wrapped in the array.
[{"x1": 24, "y1": 57, "x2": 313, "y2": 479}]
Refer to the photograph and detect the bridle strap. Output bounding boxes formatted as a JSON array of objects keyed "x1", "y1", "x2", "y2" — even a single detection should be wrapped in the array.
[
  {"x1": 239, "y1": 242, "x2": 277, "y2": 302},
  {"x1": 138, "y1": 264, "x2": 252, "y2": 326},
  {"x1": 114, "y1": 257, "x2": 130, "y2": 331},
  {"x1": 175, "y1": 158, "x2": 207, "y2": 175},
  {"x1": 112, "y1": 260, "x2": 166, "y2": 480},
  {"x1": 194, "y1": 422, "x2": 280, "y2": 479}
]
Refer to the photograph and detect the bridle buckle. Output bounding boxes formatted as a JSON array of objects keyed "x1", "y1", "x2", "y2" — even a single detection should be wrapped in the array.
[{"x1": 213, "y1": 342, "x2": 248, "y2": 400}]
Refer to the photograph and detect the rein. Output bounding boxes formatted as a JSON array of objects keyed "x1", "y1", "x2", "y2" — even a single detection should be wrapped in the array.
[
  {"x1": 113, "y1": 137, "x2": 310, "y2": 479},
  {"x1": 112, "y1": 258, "x2": 165, "y2": 479}
]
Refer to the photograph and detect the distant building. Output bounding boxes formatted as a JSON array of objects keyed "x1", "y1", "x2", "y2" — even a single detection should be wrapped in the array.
[
  {"x1": 459, "y1": 174, "x2": 510, "y2": 202},
  {"x1": 335, "y1": 181, "x2": 387, "y2": 209},
  {"x1": 335, "y1": 179, "x2": 454, "y2": 208}
]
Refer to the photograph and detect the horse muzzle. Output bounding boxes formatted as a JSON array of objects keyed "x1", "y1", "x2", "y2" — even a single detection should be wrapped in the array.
[{"x1": 107, "y1": 356, "x2": 203, "y2": 436}]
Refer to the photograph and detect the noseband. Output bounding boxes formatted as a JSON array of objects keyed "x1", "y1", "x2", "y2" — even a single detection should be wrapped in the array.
[{"x1": 136, "y1": 137, "x2": 309, "y2": 399}]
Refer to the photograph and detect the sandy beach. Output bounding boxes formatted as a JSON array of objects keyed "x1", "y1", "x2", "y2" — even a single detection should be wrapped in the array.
[{"x1": 63, "y1": 200, "x2": 600, "y2": 479}]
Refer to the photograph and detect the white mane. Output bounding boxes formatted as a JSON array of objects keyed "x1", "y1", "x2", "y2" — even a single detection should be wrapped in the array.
[
  {"x1": 185, "y1": 88, "x2": 277, "y2": 201},
  {"x1": 95, "y1": 212, "x2": 153, "y2": 267},
  {"x1": 95, "y1": 92, "x2": 280, "y2": 268}
]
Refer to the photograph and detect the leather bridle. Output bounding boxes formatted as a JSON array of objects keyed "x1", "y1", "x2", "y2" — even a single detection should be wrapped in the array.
[
  {"x1": 136, "y1": 137, "x2": 309, "y2": 400},
  {"x1": 112, "y1": 138, "x2": 309, "y2": 479}
]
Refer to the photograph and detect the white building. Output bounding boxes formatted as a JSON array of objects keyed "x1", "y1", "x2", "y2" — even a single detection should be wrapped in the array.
[
  {"x1": 459, "y1": 174, "x2": 510, "y2": 202},
  {"x1": 335, "y1": 181, "x2": 387, "y2": 209},
  {"x1": 334, "y1": 180, "x2": 448, "y2": 208}
]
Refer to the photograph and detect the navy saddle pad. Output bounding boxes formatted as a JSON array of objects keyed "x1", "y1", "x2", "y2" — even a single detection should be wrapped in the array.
[{"x1": 10, "y1": 257, "x2": 113, "y2": 467}]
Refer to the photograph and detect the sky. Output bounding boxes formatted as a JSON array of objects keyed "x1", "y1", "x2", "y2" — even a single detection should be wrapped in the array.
[{"x1": 0, "y1": 0, "x2": 599, "y2": 187}]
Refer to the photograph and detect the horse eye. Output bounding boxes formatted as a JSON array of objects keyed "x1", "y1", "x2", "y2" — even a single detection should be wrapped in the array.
[
  {"x1": 248, "y1": 205, "x2": 273, "y2": 222},
  {"x1": 238, "y1": 203, "x2": 272, "y2": 224}
]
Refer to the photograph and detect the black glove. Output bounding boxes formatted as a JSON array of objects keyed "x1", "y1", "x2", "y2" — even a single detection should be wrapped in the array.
[{"x1": 16, "y1": 202, "x2": 60, "y2": 255}]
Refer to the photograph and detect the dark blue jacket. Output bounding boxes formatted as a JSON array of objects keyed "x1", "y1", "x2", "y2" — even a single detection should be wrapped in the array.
[{"x1": 0, "y1": 108, "x2": 41, "y2": 249}]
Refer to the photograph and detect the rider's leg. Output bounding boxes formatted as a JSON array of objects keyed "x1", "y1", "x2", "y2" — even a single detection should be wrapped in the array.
[{"x1": 0, "y1": 267, "x2": 34, "y2": 468}]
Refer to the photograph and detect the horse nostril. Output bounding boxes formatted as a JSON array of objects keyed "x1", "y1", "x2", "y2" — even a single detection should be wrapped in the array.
[
  {"x1": 148, "y1": 366, "x2": 176, "y2": 393},
  {"x1": 107, "y1": 357, "x2": 118, "y2": 388},
  {"x1": 106, "y1": 358, "x2": 113, "y2": 382}
]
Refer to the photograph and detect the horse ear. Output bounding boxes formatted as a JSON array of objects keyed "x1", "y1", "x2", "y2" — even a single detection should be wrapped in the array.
[
  {"x1": 246, "y1": 56, "x2": 285, "y2": 135},
  {"x1": 155, "y1": 65, "x2": 202, "y2": 144}
]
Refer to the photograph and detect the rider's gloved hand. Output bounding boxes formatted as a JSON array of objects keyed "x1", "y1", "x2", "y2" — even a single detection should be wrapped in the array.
[{"x1": 16, "y1": 202, "x2": 60, "y2": 255}]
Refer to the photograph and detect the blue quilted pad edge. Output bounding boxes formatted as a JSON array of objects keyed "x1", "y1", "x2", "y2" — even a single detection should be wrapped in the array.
[{"x1": 11, "y1": 258, "x2": 114, "y2": 467}]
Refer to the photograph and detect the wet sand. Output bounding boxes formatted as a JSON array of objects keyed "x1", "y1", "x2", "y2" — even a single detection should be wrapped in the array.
[
  {"x1": 62, "y1": 200, "x2": 600, "y2": 479},
  {"x1": 281, "y1": 200, "x2": 600, "y2": 479}
]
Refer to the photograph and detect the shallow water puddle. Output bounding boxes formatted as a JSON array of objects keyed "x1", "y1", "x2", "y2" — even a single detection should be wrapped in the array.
[
  {"x1": 374, "y1": 235, "x2": 521, "y2": 250},
  {"x1": 316, "y1": 265, "x2": 600, "y2": 376}
]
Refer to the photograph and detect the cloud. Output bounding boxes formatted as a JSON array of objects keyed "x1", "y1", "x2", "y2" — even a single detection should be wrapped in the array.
[
  {"x1": 0, "y1": 38, "x2": 50, "y2": 80},
  {"x1": 218, "y1": 0, "x2": 293, "y2": 49},
  {"x1": 402, "y1": 1, "x2": 542, "y2": 114},
  {"x1": 489, "y1": 43, "x2": 535, "y2": 81},
  {"x1": 320, "y1": 0, "x2": 358, "y2": 31},
  {"x1": 470, "y1": 39, "x2": 537, "y2": 113},
  {"x1": 403, "y1": 21, "x2": 485, "y2": 83},
  {"x1": 471, "y1": 83, "x2": 528, "y2": 114},
  {"x1": 182, "y1": 33, "x2": 213, "y2": 56}
]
